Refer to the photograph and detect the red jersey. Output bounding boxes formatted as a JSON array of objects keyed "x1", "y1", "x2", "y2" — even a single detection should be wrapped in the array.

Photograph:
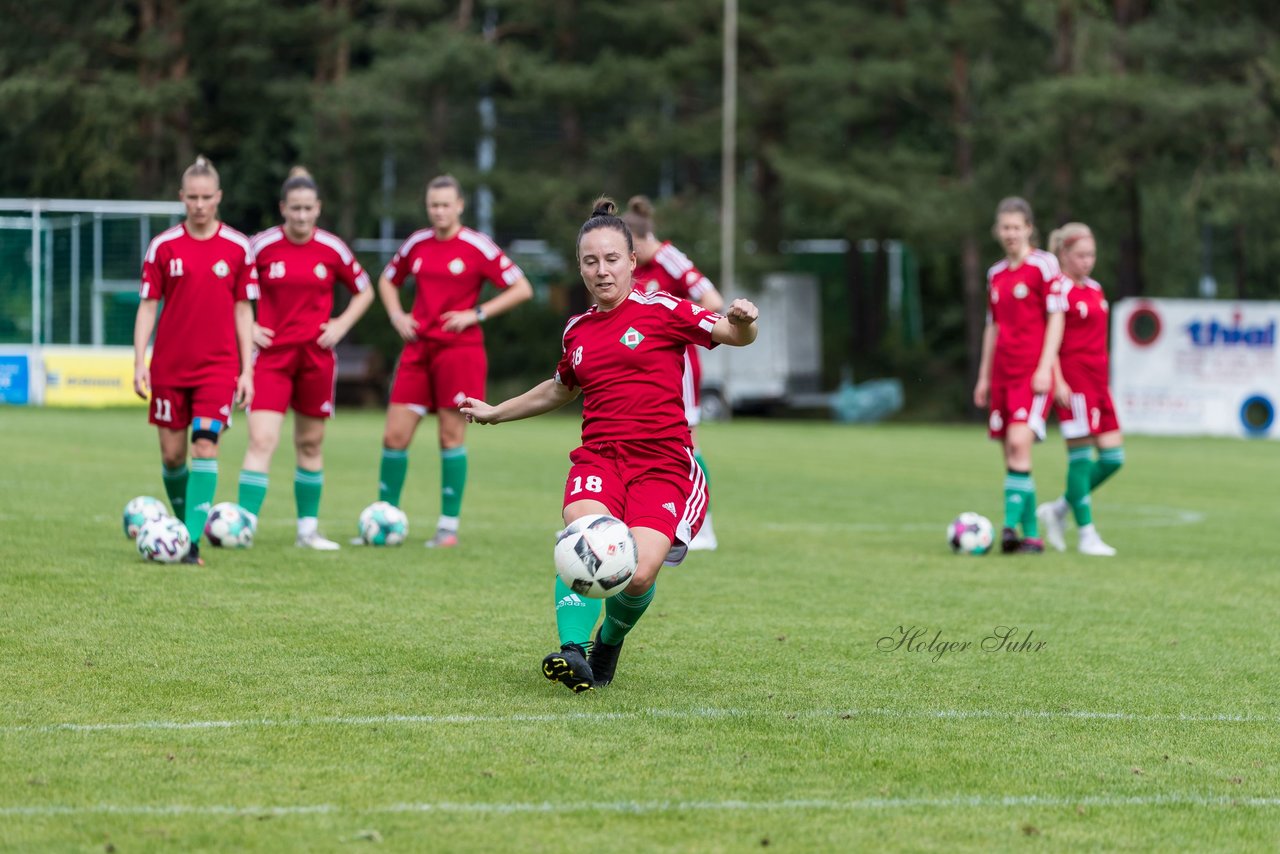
[
  {"x1": 1058, "y1": 277, "x2": 1110, "y2": 389},
  {"x1": 250, "y1": 226, "x2": 371, "y2": 348},
  {"x1": 382, "y1": 227, "x2": 525, "y2": 348},
  {"x1": 556, "y1": 290, "x2": 722, "y2": 445},
  {"x1": 986, "y1": 248, "x2": 1067, "y2": 380},
  {"x1": 634, "y1": 242, "x2": 715, "y2": 302},
  {"x1": 141, "y1": 223, "x2": 258, "y2": 387}
]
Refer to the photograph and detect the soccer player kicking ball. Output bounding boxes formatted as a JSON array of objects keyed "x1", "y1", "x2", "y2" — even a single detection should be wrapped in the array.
[
  {"x1": 238, "y1": 167, "x2": 375, "y2": 549},
  {"x1": 1036, "y1": 223, "x2": 1124, "y2": 556},
  {"x1": 973, "y1": 197, "x2": 1066, "y2": 554},
  {"x1": 133, "y1": 156, "x2": 259, "y2": 566},
  {"x1": 461, "y1": 198, "x2": 760, "y2": 693},
  {"x1": 622, "y1": 195, "x2": 726, "y2": 551},
  {"x1": 371, "y1": 175, "x2": 533, "y2": 548}
]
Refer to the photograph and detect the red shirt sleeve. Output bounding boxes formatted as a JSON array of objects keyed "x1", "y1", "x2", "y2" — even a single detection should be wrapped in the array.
[
  {"x1": 383, "y1": 241, "x2": 413, "y2": 288},
  {"x1": 140, "y1": 247, "x2": 164, "y2": 300},
  {"x1": 668, "y1": 297, "x2": 722, "y2": 348},
  {"x1": 482, "y1": 249, "x2": 526, "y2": 291},
  {"x1": 333, "y1": 243, "x2": 371, "y2": 295},
  {"x1": 554, "y1": 318, "x2": 585, "y2": 389},
  {"x1": 235, "y1": 241, "x2": 259, "y2": 302}
]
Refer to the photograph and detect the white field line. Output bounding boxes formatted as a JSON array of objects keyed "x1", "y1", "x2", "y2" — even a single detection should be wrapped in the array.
[
  {"x1": 2, "y1": 705, "x2": 1275, "y2": 736},
  {"x1": 764, "y1": 504, "x2": 1206, "y2": 534},
  {"x1": 2, "y1": 793, "x2": 1279, "y2": 818}
]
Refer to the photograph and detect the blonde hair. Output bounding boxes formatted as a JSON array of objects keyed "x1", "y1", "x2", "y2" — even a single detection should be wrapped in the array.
[
  {"x1": 281, "y1": 165, "x2": 318, "y2": 199},
  {"x1": 182, "y1": 155, "x2": 219, "y2": 188},
  {"x1": 1048, "y1": 222, "x2": 1093, "y2": 257}
]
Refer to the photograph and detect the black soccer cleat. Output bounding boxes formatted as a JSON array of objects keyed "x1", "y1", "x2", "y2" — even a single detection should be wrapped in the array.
[
  {"x1": 1018, "y1": 537, "x2": 1045, "y2": 554},
  {"x1": 1000, "y1": 527, "x2": 1022, "y2": 554},
  {"x1": 541, "y1": 643, "x2": 594, "y2": 693},
  {"x1": 586, "y1": 631, "x2": 623, "y2": 687},
  {"x1": 181, "y1": 543, "x2": 205, "y2": 566}
]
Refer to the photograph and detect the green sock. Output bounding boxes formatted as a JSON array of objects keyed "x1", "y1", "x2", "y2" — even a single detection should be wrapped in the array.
[
  {"x1": 1091, "y1": 446, "x2": 1125, "y2": 491},
  {"x1": 441, "y1": 446, "x2": 468, "y2": 519},
  {"x1": 237, "y1": 470, "x2": 269, "y2": 517},
  {"x1": 162, "y1": 464, "x2": 188, "y2": 520},
  {"x1": 693, "y1": 449, "x2": 711, "y2": 510},
  {"x1": 295, "y1": 467, "x2": 323, "y2": 520},
  {"x1": 185, "y1": 458, "x2": 218, "y2": 546},
  {"x1": 601, "y1": 583, "x2": 655, "y2": 645},
  {"x1": 1064, "y1": 447, "x2": 1094, "y2": 527},
  {"x1": 1004, "y1": 470, "x2": 1035, "y2": 534},
  {"x1": 379, "y1": 448, "x2": 408, "y2": 506},
  {"x1": 555, "y1": 576, "x2": 602, "y2": 649}
]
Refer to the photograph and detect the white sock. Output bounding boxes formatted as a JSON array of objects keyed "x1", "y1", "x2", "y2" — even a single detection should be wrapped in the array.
[
  {"x1": 1079, "y1": 523, "x2": 1097, "y2": 540},
  {"x1": 297, "y1": 517, "x2": 318, "y2": 538},
  {"x1": 436, "y1": 515, "x2": 459, "y2": 534}
]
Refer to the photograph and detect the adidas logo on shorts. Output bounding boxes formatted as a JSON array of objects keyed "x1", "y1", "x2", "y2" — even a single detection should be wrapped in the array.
[{"x1": 663, "y1": 502, "x2": 677, "y2": 517}]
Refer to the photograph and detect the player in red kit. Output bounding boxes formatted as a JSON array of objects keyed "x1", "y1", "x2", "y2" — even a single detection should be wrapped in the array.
[
  {"x1": 1036, "y1": 223, "x2": 1124, "y2": 556},
  {"x1": 622, "y1": 195, "x2": 725, "y2": 551},
  {"x1": 237, "y1": 167, "x2": 375, "y2": 549},
  {"x1": 132, "y1": 156, "x2": 258, "y2": 565},
  {"x1": 462, "y1": 198, "x2": 760, "y2": 693},
  {"x1": 973, "y1": 197, "x2": 1066, "y2": 554},
  {"x1": 372, "y1": 175, "x2": 533, "y2": 548}
]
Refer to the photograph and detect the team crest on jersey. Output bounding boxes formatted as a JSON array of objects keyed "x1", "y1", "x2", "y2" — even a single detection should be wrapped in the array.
[
  {"x1": 620, "y1": 328, "x2": 645, "y2": 350},
  {"x1": 213, "y1": 260, "x2": 230, "y2": 278},
  {"x1": 449, "y1": 258, "x2": 466, "y2": 275},
  {"x1": 314, "y1": 263, "x2": 327, "y2": 279},
  {"x1": 1013, "y1": 283, "x2": 1029, "y2": 299}
]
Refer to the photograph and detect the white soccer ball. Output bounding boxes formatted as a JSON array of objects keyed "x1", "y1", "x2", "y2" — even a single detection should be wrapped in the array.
[
  {"x1": 554, "y1": 514, "x2": 638, "y2": 599},
  {"x1": 358, "y1": 501, "x2": 408, "y2": 546},
  {"x1": 137, "y1": 516, "x2": 192, "y2": 563},
  {"x1": 123, "y1": 495, "x2": 170, "y2": 539},
  {"x1": 204, "y1": 502, "x2": 254, "y2": 548},
  {"x1": 948, "y1": 512, "x2": 994, "y2": 555}
]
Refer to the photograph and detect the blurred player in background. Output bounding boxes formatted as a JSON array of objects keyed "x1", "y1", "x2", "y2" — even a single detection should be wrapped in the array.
[
  {"x1": 372, "y1": 175, "x2": 533, "y2": 547},
  {"x1": 132, "y1": 155, "x2": 258, "y2": 566},
  {"x1": 462, "y1": 198, "x2": 759, "y2": 693},
  {"x1": 973, "y1": 197, "x2": 1066, "y2": 554},
  {"x1": 1037, "y1": 223, "x2": 1123, "y2": 556},
  {"x1": 238, "y1": 167, "x2": 375, "y2": 549},
  {"x1": 622, "y1": 195, "x2": 725, "y2": 551}
]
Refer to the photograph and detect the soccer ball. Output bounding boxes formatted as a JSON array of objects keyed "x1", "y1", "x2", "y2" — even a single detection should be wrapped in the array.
[
  {"x1": 123, "y1": 495, "x2": 170, "y2": 539},
  {"x1": 137, "y1": 516, "x2": 192, "y2": 563},
  {"x1": 553, "y1": 514, "x2": 638, "y2": 599},
  {"x1": 204, "y1": 502, "x2": 254, "y2": 548},
  {"x1": 948, "y1": 512, "x2": 994, "y2": 555},
  {"x1": 358, "y1": 501, "x2": 408, "y2": 546}
]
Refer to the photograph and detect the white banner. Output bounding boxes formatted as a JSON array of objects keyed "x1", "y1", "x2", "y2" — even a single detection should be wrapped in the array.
[{"x1": 1111, "y1": 298, "x2": 1278, "y2": 439}]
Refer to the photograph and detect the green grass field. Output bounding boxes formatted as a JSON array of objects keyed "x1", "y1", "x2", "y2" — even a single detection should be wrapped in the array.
[{"x1": 1, "y1": 406, "x2": 1278, "y2": 851}]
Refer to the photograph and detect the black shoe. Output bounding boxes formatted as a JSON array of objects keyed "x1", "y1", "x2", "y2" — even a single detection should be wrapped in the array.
[
  {"x1": 1000, "y1": 527, "x2": 1021, "y2": 554},
  {"x1": 1018, "y1": 537, "x2": 1045, "y2": 554},
  {"x1": 586, "y1": 631, "x2": 623, "y2": 687},
  {"x1": 181, "y1": 543, "x2": 205, "y2": 566},
  {"x1": 541, "y1": 643, "x2": 594, "y2": 693}
]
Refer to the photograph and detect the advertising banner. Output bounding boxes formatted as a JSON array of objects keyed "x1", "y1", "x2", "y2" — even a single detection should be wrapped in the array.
[
  {"x1": 1111, "y1": 298, "x2": 1278, "y2": 439},
  {"x1": 0, "y1": 348, "x2": 34, "y2": 405},
  {"x1": 42, "y1": 346, "x2": 146, "y2": 407}
]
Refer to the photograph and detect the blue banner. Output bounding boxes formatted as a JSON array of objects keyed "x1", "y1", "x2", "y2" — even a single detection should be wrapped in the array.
[{"x1": 0, "y1": 353, "x2": 31, "y2": 404}]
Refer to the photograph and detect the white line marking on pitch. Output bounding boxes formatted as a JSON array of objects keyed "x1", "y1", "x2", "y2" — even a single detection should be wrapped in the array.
[
  {"x1": 2, "y1": 793, "x2": 1278, "y2": 818},
  {"x1": 763, "y1": 504, "x2": 1206, "y2": 534},
  {"x1": 2, "y1": 705, "x2": 1274, "y2": 736}
]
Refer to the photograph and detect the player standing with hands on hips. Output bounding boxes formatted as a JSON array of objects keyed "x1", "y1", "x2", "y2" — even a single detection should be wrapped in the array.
[
  {"x1": 1036, "y1": 223, "x2": 1123, "y2": 556},
  {"x1": 238, "y1": 167, "x2": 375, "y2": 549},
  {"x1": 973, "y1": 197, "x2": 1066, "y2": 554},
  {"x1": 462, "y1": 198, "x2": 760, "y2": 693},
  {"x1": 133, "y1": 155, "x2": 259, "y2": 566},
  {"x1": 370, "y1": 175, "x2": 533, "y2": 547}
]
